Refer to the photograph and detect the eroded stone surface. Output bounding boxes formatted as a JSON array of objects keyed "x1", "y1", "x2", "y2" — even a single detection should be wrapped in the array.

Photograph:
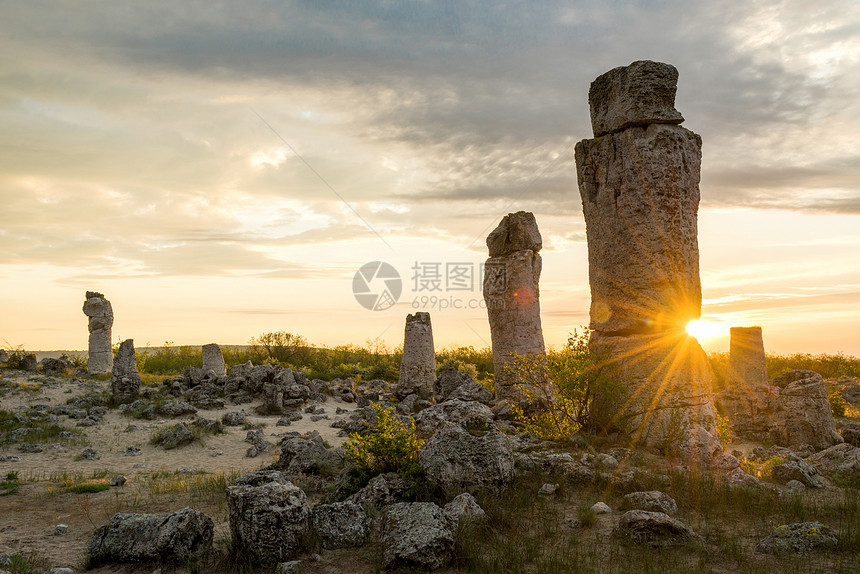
[
  {"x1": 111, "y1": 339, "x2": 141, "y2": 403},
  {"x1": 87, "y1": 507, "x2": 213, "y2": 565},
  {"x1": 396, "y1": 312, "x2": 436, "y2": 400},
  {"x1": 575, "y1": 62, "x2": 718, "y2": 458},
  {"x1": 717, "y1": 327, "x2": 773, "y2": 437},
  {"x1": 483, "y1": 213, "x2": 545, "y2": 401},
  {"x1": 770, "y1": 370, "x2": 842, "y2": 451},
  {"x1": 382, "y1": 502, "x2": 455, "y2": 570},
  {"x1": 83, "y1": 291, "x2": 113, "y2": 374},
  {"x1": 202, "y1": 343, "x2": 226, "y2": 376},
  {"x1": 589, "y1": 60, "x2": 684, "y2": 137}
]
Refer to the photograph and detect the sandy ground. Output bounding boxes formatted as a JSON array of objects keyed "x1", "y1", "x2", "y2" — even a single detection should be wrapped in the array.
[{"x1": 0, "y1": 370, "x2": 358, "y2": 571}]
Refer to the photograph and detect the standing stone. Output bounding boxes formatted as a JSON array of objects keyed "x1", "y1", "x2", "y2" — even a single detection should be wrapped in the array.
[
  {"x1": 716, "y1": 327, "x2": 774, "y2": 437},
  {"x1": 395, "y1": 312, "x2": 435, "y2": 400},
  {"x1": 575, "y1": 61, "x2": 719, "y2": 458},
  {"x1": 482, "y1": 211, "x2": 546, "y2": 401},
  {"x1": 82, "y1": 291, "x2": 113, "y2": 374},
  {"x1": 202, "y1": 343, "x2": 227, "y2": 376},
  {"x1": 111, "y1": 339, "x2": 141, "y2": 403}
]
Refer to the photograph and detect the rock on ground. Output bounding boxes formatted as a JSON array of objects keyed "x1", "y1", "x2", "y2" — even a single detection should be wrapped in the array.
[
  {"x1": 755, "y1": 522, "x2": 838, "y2": 554},
  {"x1": 770, "y1": 370, "x2": 843, "y2": 451},
  {"x1": 418, "y1": 423, "x2": 514, "y2": 498},
  {"x1": 382, "y1": 502, "x2": 455, "y2": 570},
  {"x1": 226, "y1": 480, "x2": 309, "y2": 565},
  {"x1": 311, "y1": 500, "x2": 369, "y2": 549},
  {"x1": 413, "y1": 399, "x2": 495, "y2": 440},
  {"x1": 619, "y1": 491, "x2": 678, "y2": 516},
  {"x1": 614, "y1": 510, "x2": 699, "y2": 547},
  {"x1": 87, "y1": 507, "x2": 213, "y2": 565}
]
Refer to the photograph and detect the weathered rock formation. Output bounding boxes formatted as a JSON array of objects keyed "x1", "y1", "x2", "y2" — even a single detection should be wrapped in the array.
[
  {"x1": 770, "y1": 370, "x2": 842, "y2": 451},
  {"x1": 395, "y1": 312, "x2": 436, "y2": 400},
  {"x1": 202, "y1": 343, "x2": 226, "y2": 376},
  {"x1": 716, "y1": 327, "x2": 773, "y2": 437},
  {"x1": 575, "y1": 61, "x2": 719, "y2": 457},
  {"x1": 87, "y1": 507, "x2": 213, "y2": 565},
  {"x1": 482, "y1": 211, "x2": 546, "y2": 401},
  {"x1": 111, "y1": 339, "x2": 141, "y2": 403},
  {"x1": 382, "y1": 502, "x2": 455, "y2": 570},
  {"x1": 82, "y1": 291, "x2": 113, "y2": 374},
  {"x1": 227, "y1": 477, "x2": 309, "y2": 565}
]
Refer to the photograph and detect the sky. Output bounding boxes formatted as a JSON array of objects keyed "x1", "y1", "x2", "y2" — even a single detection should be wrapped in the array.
[{"x1": 1, "y1": 0, "x2": 859, "y2": 356}]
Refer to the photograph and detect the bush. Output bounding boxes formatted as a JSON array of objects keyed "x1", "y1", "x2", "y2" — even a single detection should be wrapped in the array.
[
  {"x1": 342, "y1": 403, "x2": 428, "y2": 496},
  {"x1": 504, "y1": 329, "x2": 608, "y2": 440},
  {"x1": 715, "y1": 412, "x2": 735, "y2": 450}
]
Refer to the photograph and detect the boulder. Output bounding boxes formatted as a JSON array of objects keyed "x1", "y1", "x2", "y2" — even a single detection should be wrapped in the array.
[
  {"x1": 155, "y1": 423, "x2": 193, "y2": 450},
  {"x1": 158, "y1": 401, "x2": 197, "y2": 417},
  {"x1": 382, "y1": 502, "x2": 455, "y2": 570},
  {"x1": 222, "y1": 411, "x2": 246, "y2": 426},
  {"x1": 446, "y1": 382, "x2": 494, "y2": 405},
  {"x1": 413, "y1": 399, "x2": 495, "y2": 440},
  {"x1": 771, "y1": 460, "x2": 822, "y2": 488},
  {"x1": 614, "y1": 510, "x2": 699, "y2": 547},
  {"x1": 443, "y1": 492, "x2": 486, "y2": 525},
  {"x1": 434, "y1": 367, "x2": 475, "y2": 402},
  {"x1": 755, "y1": 522, "x2": 838, "y2": 554},
  {"x1": 269, "y1": 434, "x2": 344, "y2": 475},
  {"x1": 619, "y1": 491, "x2": 678, "y2": 516},
  {"x1": 87, "y1": 507, "x2": 213, "y2": 564},
  {"x1": 346, "y1": 472, "x2": 410, "y2": 511},
  {"x1": 418, "y1": 423, "x2": 514, "y2": 497},
  {"x1": 226, "y1": 480, "x2": 309, "y2": 565},
  {"x1": 806, "y1": 443, "x2": 860, "y2": 476},
  {"x1": 770, "y1": 370, "x2": 842, "y2": 451},
  {"x1": 311, "y1": 500, "x2": 369, "y2": 549}
]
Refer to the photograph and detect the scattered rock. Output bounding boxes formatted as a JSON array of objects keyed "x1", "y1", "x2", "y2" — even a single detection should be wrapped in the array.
[
  {"x1": 222, "y1": 411, "x2": 246, "y2": 426},
  {"x1": 418, "y1": 423, "x2": 514, "y2": 498},
  {"x1": 538, "y1": 483, "x2": 559, "y2": 496},
  {"x1": 111, "y1": 475, "x2": 127, "y2": 487},
  {"x1": 591, "y1": 502, "x2": 612, "y2": 514},
  {"x1": 770, "y1": 370, "x2": 843, "y2": 451},
  {"x1": 87, "y1": 507, "x2": 214, "y2": 565},
  {"x1": 620, "y1": 491, "x2": 678, "y2": 516},
  {"x1": 158, "y1": 401, "x2": 197, "y2": 417},
  {"x1": 155, "y1": 423, "x2": 194, "y2": 450},
  {"x1": 413, "y1": 399, "x2": 495, "y2": 440},
  {"x1": 615, "y1": 510, "x2": 699, "y2": 547},
  {"x1": 771, "y1": 460, "x2": 822, "y2": 489},
  {"x1": 226, "y1": 480, "x2": 309, "y2": 565},
  {"x1": 78, "y1": 448, "x2": 98, "y2": 460},
  {"x1": 311, "y1": 500, "x2": 369, "y2": 549},
  {"x1": 124, "y1": 446, "x2": 141, "y2": 457},
  {"x1": 806, "y1": 443, "x2": 860, "y2": 476},
  {"x1": 382, "y1": 502, "x2": 455, "y2": 570},
  {"x1": 275, "y1": 561, "x2": 303, "y2": 574},
  {"x1": 54, "y1": 524, "x2": 68, "y2": 535},
  {"x1": 755, "y1": 522, "x2": 838, "y2": 554},
  {"x1": 443, "y1": 493, "x2": 486, "y2": 524},
  {"x1": 17, "y1": 443, "x2": 43, "y2": 453}
]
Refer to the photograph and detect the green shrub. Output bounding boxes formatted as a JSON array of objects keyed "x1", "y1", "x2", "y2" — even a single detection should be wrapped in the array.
[
  {"x1": 68, "y1": 480, "x2": 110, "y2": 494},
  {"x1": 505, "y1": 329, "x2": 610, "y2": 440},
  {"x1": 1, "y1": 470, "x2": 20, "y2": 495},
  {"x1": 342, "y1": 403, "x2": 428, "y2": 496}
]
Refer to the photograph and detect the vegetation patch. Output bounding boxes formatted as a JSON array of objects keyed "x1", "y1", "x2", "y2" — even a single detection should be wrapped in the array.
[{"x1": 0, "y1": 470, "x2": 20, "y2": 495}]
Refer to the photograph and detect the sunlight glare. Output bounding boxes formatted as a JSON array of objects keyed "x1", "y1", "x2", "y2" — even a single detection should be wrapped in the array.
[{"x1": 685, "y1": 319, "x2": 725, "y2": 342}]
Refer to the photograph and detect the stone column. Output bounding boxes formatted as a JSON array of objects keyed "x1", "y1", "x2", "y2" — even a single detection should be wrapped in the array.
[
  {"x1": 575, "y1": 61, "x2": 719, "y2": 457},
  {"x1": 482, "y1": 211, "x2": 546, "y2": 402},
  {"x1": 202, "y1": 343, "x2": 227, "y2": 376},
  {"x1": 111, "y1": 338, "x2": 141, "y2": 403},
  {"x1": 716, "y1": 327, "x2": 773, "y2": 437},
  {"x1": 82, "y1": 291, "x2": 113, "y2": 374},
  {"x1": 395, "y1": 312, "x2": 436, "y2": 400}
]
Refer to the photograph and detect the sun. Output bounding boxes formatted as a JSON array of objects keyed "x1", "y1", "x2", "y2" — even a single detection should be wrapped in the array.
[{"x1": 685, "y1": 319, "x2": 725, "y2": 342}]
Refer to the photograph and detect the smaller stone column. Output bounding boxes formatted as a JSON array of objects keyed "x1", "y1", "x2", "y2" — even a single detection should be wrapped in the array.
[
  {"x1": 395, "y1": 312, "x2": 436, "y2": 400},
  {"x1": 715, "y1": 327, "x2": 773, "y2": 437},
  {"x1": 83, "y1": 291, "x2": 113, "y2": 374},
  {"x1": 202, "y1": 343, "x2": 227, "y2": 376},
  {"x1": 482, "y1": 211, "x2": 546, "y2": 401},
  {"x1": 111, "y1": 339, "x2": 141, "y2": 403}
]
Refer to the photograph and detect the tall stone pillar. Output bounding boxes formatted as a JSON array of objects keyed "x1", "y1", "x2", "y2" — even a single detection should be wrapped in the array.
[
  {"x1": 395, "y1": 312, "x2": 436, "y2": 400},
  {"x1": 575, "y1": 61, "x2": 719, "y2": 457},
  {"x1": 482, "y1": 211, "x2": 546, "y2": 402},
  {"x1": 82, "y1": 291, "x2": 113, "y2": 374}
]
